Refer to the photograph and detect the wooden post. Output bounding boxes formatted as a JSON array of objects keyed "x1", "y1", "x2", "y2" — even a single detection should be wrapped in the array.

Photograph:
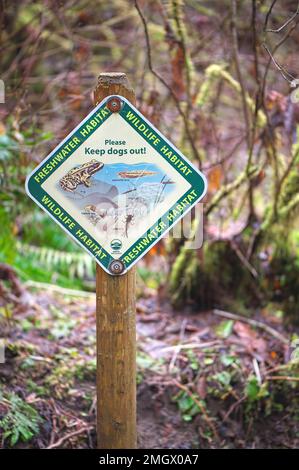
[{"x1": 94, "y1": 73, "x2": 137, "y2": 449}]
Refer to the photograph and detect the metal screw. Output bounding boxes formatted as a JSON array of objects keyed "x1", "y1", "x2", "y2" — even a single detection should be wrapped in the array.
[
  {"x1": 109, "y1": 259, "x2": 125, "y2": 275},
  {"x1": 107, "y1": 97, "x2": 122, "y2": 113}
]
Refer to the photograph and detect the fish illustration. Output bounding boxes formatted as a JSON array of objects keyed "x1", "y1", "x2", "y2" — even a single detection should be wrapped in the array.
[{"x1": 118, "y1": 170, "x2": 156, "y2": 179}]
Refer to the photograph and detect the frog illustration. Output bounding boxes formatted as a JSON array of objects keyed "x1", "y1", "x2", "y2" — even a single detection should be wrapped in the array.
[{"x1": 60, "y1": 160, "x2": 104, "y2": 192}]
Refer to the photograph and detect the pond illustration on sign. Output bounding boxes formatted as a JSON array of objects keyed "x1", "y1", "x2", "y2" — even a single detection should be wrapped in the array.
[{"x1": 56, "y1": 160, "x2": 175, "y2": 243}]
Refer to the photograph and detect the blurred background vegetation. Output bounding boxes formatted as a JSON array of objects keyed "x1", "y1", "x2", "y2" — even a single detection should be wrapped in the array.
[{"x1": 1, "y1": 0, "x2": 299, "y2": 319}]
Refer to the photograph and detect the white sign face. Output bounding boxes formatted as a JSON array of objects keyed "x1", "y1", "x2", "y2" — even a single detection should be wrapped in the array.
[{"x1": 26, "y1": 95, "x2": 207, "y2": 275}]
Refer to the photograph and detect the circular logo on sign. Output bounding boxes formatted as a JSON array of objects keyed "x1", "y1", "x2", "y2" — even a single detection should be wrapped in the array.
[{"x1": 110, "y1": 239, "x2": 122, "y2": 252}]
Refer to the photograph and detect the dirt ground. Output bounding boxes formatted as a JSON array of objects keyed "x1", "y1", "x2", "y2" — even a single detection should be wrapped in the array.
[{"x1": 0, "y1": 284, "x2": 299, "y2": 449}]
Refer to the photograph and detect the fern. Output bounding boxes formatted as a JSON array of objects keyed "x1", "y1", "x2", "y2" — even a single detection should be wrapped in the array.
[
  {"x1": 0, "y1": 206, "x2": 16, "y2": 264},
  {"x1": 0, "y1": 393, "x2": 42, "y2": 446},
  {"x1": 0, "y1": 134, "x2": 17, "y2": 162},
  {"x1": 16, "y1": 242, "x2": 95, "y2": 279}
]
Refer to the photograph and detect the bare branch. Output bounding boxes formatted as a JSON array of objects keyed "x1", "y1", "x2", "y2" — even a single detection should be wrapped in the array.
[
  {"x1": 262, "y1": 42, "x2": 297, "y2": 84},
  {"x1": 231, "y1": 0, "x2": 252, "y2": 151},
  {"x1": 264, "y1": 0, "x2": 278, "y2": 31},
  {"x1": 134, "y1": 0, "x2": 202, "y2": 166},
  {"x1": 266, "y1": 1, "x2": 299, "y2": 33},
  {"x1": 261, "y1": 14, "x2": 299, "y2": 100}
]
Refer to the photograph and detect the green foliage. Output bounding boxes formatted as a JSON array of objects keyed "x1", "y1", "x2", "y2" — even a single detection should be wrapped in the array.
[
  {"x1": 0, "y1": 134, "x2": 18, "y2": 162},
  {"x1": 8, "y1": 213, "x2": 96, "y2": 288},
  {"x1": 220, "y1": 354, "x2": 239, "y2": 367},
  {"x1": 186, "y1": 349, "x2": 200, "y2": 371},
  {"x1": 244, "y1": 376, "x2": 271, "y2": 417},
  {"x1": 215, "y1": 320, "x2": 234, "y2": 338},
  {"x1": 17, "y1": 243, "x2": 95, "y2": 281},
  {"x1": 74, "y1": 358, "x2": 96, "y2": 381},
  {"x1": 279, "y1": 170, "x2": 299, "y2": 211},
  {"x1": 45, "y1": 353, "x2": 96, "y2": 397},
  {"x1": 137, "y1": 265, "x2": 166, "y2": 289},
  {"x1": 0, "y1": 206, "x2": 16, "y2": 264},
  {"x1": 0, "y1": 126, "x2": 51, "y2": 221},
  {"x1": 26, "y1": 380, "x2": 48, "y2": 397},
  {"x1": 22, "y1": 214, "x2": 79, "y2": 252},
  {"x1": 277, "y1": 138, "x2": 299, "y2": 219},
  {"x1": 14, "y1": 250, "x2": 90, "y2": 290},
  {"x1": 213, "y1": 370, "x2": 232, "y2": 388},
  {"x1": 0, "y1": 393, "x2": 42, "y2": 446},
  {"x1": 50, "y1": 318, "x2": 76, "y2": 340},
  {"x1": 0, "y1": 125, "x2": 74, "y2": 287},
  {"x1": 245, "y1": 376, "x2": 264, "y2": 402},
  {"x1": 172, "y1": 390, "x2": 204, "y2": 422}
]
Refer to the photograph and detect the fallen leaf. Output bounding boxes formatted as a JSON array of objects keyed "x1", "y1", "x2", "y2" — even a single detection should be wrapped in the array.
[
  {"x1": 233, "y1": 321, "x2": 267, "y2": 357},
  {"x1": 270, "y1": 351, "x2": 278, "y2": 359},
  {"x1": 208, "y1": 165, "x2": 222, "y2": 193}
]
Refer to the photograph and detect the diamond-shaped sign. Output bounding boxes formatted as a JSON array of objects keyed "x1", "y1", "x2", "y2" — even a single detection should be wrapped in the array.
[{"x1": 26, "y1": 95, "x2": 207, "y2": 275}]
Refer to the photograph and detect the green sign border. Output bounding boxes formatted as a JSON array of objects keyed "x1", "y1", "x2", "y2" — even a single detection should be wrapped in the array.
[{"x1": 26, "y1": 95, "x2": 207, "y2": 275}]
